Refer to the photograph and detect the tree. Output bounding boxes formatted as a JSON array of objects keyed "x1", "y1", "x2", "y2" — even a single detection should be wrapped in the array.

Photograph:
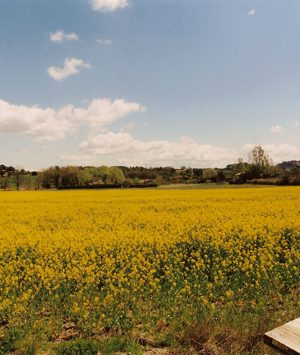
[
  {"x1": 97, "y1": 166, "x2": 111, "y2": 184},
  {"x1": 249, "y1": 146, "x2": 272, "y2": 167},
  {"x1": 216, "y1": 169, "x2": 225, "y2": 182},
  {"x1": 110, "y1": 167, "x2": 125, "y2": 184},
  {"x1": 202, "y1": 168, "x2": 218, "y2": 182},
  {"x1": 13, "y1": 170, "x2": 25, "y2": 190},
  {"x1": 39, "y1": 168, "x2": 54, "y2": 189},
  {"x1": 179, "y1": 167, "x2": 194, "y2": 183},
  {"x1": 193, "y1": 168, "x2": 203, "y2": 181},
  {"x1": 0, "y1": 177, "x2": 10, "y2": 190},
  {"x1": 161, "y1": 167, "x2": 176, "y2": 182},
  {"x1": 81, "y1": 168, "x2": 94, "y2": 185},
  {"x1": 50, "y1": 166, "x2": 60, "y2": 188},
  {"x1": 235, "y1": 158, "x2": 247, "y2": 173},
  {"x1": 248, "y1": 145, "x2": 273, "y2": 177},
  {"x1": 60, "y1": 166, "x2": 82, "y2": 187}
]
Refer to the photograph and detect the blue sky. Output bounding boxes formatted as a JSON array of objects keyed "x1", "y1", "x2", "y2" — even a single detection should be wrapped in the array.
[{"x1": 0, "y1": 0, "x2": 299, "y2": 169}]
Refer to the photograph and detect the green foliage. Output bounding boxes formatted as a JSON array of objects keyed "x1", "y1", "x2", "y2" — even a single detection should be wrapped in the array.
[
  {"x1": 0, "y1": 327, "x2": 22, "y2": 354},
  {"x1": 99, "y1": 337, "x2": 142, "y2": 354},
  {"x1": 56, "y1": 337, "x2": 141, "y2": 355},
  {"x1": 109, "y1": 166, "x2": 125, "y2": 184},
  {"x1": 202, "y1": 168, "x2": 218, "y2": 182},
  {"x1": 0, "y1": 177, "x2": 10, "y2": 189},
  {"x1": 95, "y1": 166, "x2": 125, "y2": 184},
  {"x1": 0, "y1": 164, "x2": 16, "y2": 177},
  {"x1": 60, "y1": 166, "x2": 83, "y2": 187},
  {"x1": 37, "y1": 166, "x2": 126, "y2": 188},
  {"x1": 56, "y1": 339, "x2": 101, "y2": 355}
]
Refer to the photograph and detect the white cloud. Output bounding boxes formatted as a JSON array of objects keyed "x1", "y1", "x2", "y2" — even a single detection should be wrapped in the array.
[
  {"x1": 97, "y1": 38, "x2": 113, "y2": 45},
  {"x1": 0, "y1": 98, "x2": 143, "y2": 142},
  {"x1": 91, "y1": 0, "x2": 129, "y2": 11},
  {"x1": 72, "y1": 98, "x2": 144, "y2": 127},
  {"x1": 271, "y1": 125, "x2": 283, "y2": 133},
  {"x1": 295, "y1": 120, "x2": 299, "y2": 127},
  {"x1": 79, "y1": 131, "x2": 236, "y2": 167},
  {"x1": 248, "y1": 9, "x2": 256, "y2": 16},
  {"x1": 47, "y1": 58, "x2": 90, "y2": 81},
  {"x1": 0, "y1": 99, "x2": 74, "y2": 142},
  {"x1": 50, "y1": 30, "x2": 79, "y2": 42}
]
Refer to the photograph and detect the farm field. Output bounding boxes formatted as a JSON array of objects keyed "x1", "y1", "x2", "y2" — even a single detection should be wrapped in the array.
[{"x1": 0, "y1": 187, "x2": 299, "y2": 354}]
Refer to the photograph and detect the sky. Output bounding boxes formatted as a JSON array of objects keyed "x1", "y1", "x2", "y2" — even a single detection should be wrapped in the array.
[{"x1": 0, "y1": 0, "x2": 299, "y2": 170}]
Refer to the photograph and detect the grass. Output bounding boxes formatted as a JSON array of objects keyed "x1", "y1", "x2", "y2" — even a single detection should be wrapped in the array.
[
  {"x1": 55, "y1": 338, "x2": 141, "y2": 355},
  {"x1": 0, "y1": 175, "x2": 37, "y2": 191},
  {"x1": 1, "y1": 294, "x2": 298, "y2": 354},
  {"x1": 157, "y1": 183, "x2": 276, "y2": 190}
]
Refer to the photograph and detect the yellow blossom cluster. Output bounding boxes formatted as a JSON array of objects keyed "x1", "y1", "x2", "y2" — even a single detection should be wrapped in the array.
[{"x1": 0, "y1": 187, "x2": 299, "y2": 330}]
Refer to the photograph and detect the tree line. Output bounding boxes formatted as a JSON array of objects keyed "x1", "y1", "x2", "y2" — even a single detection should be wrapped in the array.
[{"x1": 0, "y1": 146, "x2": 299, "y2": 190}]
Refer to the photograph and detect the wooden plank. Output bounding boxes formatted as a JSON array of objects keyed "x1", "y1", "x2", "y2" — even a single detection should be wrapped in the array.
[{"x1": 264, "y1": 318, "x2": 300, "y2": 354}]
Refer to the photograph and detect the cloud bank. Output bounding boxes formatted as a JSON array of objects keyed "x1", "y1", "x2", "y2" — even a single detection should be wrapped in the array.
[
  {"x1": 77, "y1": 132, "x2": 236, "y2": 167},
  {"x1": 0, "y1": 98, "x2": 298, "y2": 167},
  {"x1": 47, "y1": 58, "x2": 90, "y2": 81},
  {"x1": 65, "y1": 135, "x2": 300, "y2": 168},
  {"x1": 0, "y1": 98, "x2": 143, "y2": 142}
]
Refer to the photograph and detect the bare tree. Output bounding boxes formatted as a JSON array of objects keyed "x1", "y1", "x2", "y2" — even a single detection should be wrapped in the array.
[{"x1": 248, "y1": 146, "x2": 273, "y2": 177}]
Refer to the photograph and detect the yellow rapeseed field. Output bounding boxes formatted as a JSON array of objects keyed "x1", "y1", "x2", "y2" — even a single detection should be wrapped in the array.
[{"x1": 0, "y1": 187, "x2": 299, "y2": 345}]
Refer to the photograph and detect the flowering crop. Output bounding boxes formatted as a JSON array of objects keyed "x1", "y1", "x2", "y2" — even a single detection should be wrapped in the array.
[{"x1": 0, "y1": 187, "x2": 299, "y2": 336}]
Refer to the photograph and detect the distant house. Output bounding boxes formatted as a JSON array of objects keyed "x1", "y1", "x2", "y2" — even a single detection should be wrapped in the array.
[
  {"x1": 141, "y1": 179, "x2": 155, "y2": 184},
  {"x1": 231, "y1": 172, "x2": 247, "y2": 184}
]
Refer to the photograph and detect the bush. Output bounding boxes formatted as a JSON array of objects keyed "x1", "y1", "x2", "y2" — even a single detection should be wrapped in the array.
[
  {"x1": 100, "y1": 337, "x2": 142, "y2": 354},
  {"x1": 0, "y1": 327, "x2": 22, "y2": 354},
  {"x1": 56, "y1": 339, "x2": 101, "y2": 355},
  {"x1": 56, "y1": 337, "x2": 141, "y2": 355}
]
